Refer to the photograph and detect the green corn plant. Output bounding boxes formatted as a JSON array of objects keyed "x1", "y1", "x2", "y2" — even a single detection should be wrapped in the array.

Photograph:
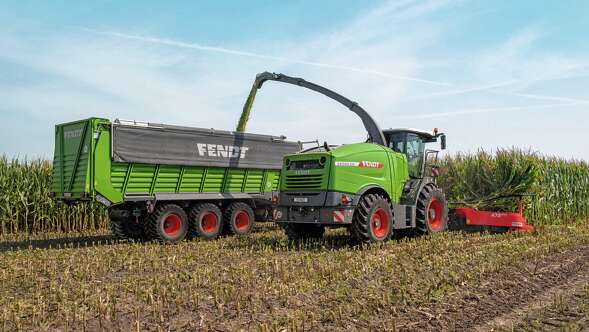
[{"x1": 0, "y1": 156, "x2": 107, "y2": 234}]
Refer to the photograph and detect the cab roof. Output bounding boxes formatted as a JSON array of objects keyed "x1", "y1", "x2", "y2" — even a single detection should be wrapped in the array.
[{"x1": 382, "y1": 128, "x2": 437, "y2": 140}]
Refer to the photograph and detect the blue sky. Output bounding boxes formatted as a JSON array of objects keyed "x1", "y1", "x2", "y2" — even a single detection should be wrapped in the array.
[{"x1": 1, "y1": 0, "x2": 588, "y2": 160}]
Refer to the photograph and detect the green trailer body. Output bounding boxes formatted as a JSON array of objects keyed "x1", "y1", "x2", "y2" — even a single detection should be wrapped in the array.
[{"x1": 51, "y1": 117, "x2": 299, "y2": 242}]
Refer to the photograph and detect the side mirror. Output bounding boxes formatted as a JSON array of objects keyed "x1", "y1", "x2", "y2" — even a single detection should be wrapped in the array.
[{"x1": 440, "y1": 134, "x2": 446, "y2": 150}]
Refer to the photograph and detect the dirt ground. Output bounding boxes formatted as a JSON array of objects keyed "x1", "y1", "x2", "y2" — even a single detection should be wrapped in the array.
[
  {"x1": 401, "y1": 245, "x2": 589, "y2": 331},
  {"x1": 0, "y1": 223, "x2": 588, "y2": 331}
]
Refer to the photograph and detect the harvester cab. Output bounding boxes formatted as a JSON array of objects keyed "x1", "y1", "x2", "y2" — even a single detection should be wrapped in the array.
[{"x1": 384, "y1": 128, "x2": 446, "y2": 179}]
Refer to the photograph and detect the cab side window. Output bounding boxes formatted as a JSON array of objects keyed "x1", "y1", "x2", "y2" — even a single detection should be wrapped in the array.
[
  {"x1": 406, "y1": 134, "x2": 424, "y2": 178},
  {"x1": 388, "y1": 133, "x2": 405, "y2": 153}
]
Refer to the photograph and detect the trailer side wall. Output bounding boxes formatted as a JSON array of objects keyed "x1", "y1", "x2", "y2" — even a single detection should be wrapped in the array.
[{"x1": 109, "y1": 162, "x2": 279, "y2": 196}]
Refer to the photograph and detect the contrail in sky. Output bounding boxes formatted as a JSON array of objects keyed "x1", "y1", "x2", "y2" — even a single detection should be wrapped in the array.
[
  {"x1": 406, "y1": 72, "x2": 589, "y2": 103},
  {"x1": 398, "y1": 101, "x2": 588, "y2": 119},
  {"x1": 84, "y1": 28, "x2": 589, "y2": 116},
  {"x1": 84, "y1": 29, "x2": 452, "y2": 87},
  {"x1": 404, "y1": 80, "x2": 520, "y2": 100}
]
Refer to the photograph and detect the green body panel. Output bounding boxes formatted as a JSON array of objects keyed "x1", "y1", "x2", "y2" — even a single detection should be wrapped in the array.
[
  {"x1": 280, "y1": 143, "x2": 409, "y2": 203},
  {"x1": 52, "y1": 118, "x2": 281, "y2": 205},
  {"x1": 281, "y1": 152, "x2": 332, "y2": 192}
]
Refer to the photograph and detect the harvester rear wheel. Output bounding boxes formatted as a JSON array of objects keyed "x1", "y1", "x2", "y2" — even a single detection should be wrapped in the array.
[
  {"x1": 145, "y1": 204, "x2": 189, "y2": 243},
  {"x1": 416, "y1": 184, "x2": 448, "y2": 234},
  {"x1": 281, "y1": 223, "x2": 325, "y2": 241},
  {"x1": 190, "y1": 203, "x2": 223, "y2": 240},
  {"x1": 351, "y1": 193, "x2": 393, "y2": 243},
  {"x1": 223, "y1": 202, "x2": 255, "y2": 236}
]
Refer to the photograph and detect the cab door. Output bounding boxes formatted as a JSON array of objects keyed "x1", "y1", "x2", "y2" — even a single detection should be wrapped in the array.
[
  {"x1": 405, "y1": 133, "x2": 425, "y2": 178},
  {"x1": 387, "y1": 132, "x2": 424, "y2": 179}
]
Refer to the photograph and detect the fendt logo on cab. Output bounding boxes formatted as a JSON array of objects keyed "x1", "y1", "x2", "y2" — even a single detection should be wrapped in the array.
[
  {"x1": 335, "y1": 161, "x2": 384, "y2": 169},
  {"x1": 358, "y1": 161, "x2": 383, "y2": 168},
  {"x1": 196, "y1": 143, "x2": 249, "y2": 159}
]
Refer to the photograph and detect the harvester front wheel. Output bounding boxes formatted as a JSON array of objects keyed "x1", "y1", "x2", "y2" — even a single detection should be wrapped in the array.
[
  {"x1": 223, "y1": 202, "x2": 255, "y2": 236},
  {"x1": 351, "y1": 193, "x2": 393, "y2": 243},
  {"x1": 281, "y1": 223, "x2": 325, "y2": 241},
  {"x1": 145, "y1": 204, "x2": 189, "y2": 243},
  {"x1": 416, "y1": 185, "x2": 448, "y2": 234},
  {"x1": 190, "y1": 203, "x2": 223, "y2": 240}
]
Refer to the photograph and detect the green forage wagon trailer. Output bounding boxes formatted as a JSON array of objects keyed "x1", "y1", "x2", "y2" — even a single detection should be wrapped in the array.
[{"x1": 50, "y1": 118, "x2": 300, "y2": 243}]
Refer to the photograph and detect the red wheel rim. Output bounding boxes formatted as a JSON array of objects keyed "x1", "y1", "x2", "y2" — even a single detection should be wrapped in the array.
[
  {"x1": 163, "y1": 213, "x2": 182, "y2": 237},
  {"x1": 234, "y1": 211, "x2": 250, "y2": 232},
  {"x1": 201, "y1": 211, "x2": 218, "y2": 234},
  {"x1": 427, "y1": 198, "x2": 443, "y2": 230},
  {"x1": 370, "y1": 208, "x2": 390, "y2": 239}
]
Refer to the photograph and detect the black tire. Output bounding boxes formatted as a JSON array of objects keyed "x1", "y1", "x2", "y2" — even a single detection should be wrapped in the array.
[
  {"x1": 109, "y1": 209, "x2": 145, "y2": 241},
  {"x1": 190, "y1": 203, "x2": 223, "y2": 240},
  {"x1": 351, "y1": 193, "x2": 394, "y2": 243},
  {"x1": 145, "y1": 204, "x2": 189, "y2": 243},
  {"x1": 110, "y1": 217, "x2": 126, "y2": 239},
  {"x1": 281, "y1": 223, "x2": 325, "y2": 241},
  {"x1": 416, "y1": 184, "x2": 448, "y2": 235},
  {"x1": 223, "y1": 202, "x2": 255, "y2": 236}
]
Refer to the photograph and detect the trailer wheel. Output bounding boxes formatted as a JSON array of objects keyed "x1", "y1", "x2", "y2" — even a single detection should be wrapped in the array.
[
  {"x1": 281, "y1": 223, "x2": 325, "y2": 241},
  {"x1": 110, "y1": 218, "x2": 126, "y2": 239},
  {"x1": 416, "y1": 185, "x2": 448, "y2": 234},
  {"x1": 109, "y1": 209, "x2": 145, "y2": 241},
  {"x1": 190, "y1": 203, "x2": 223, "y2": 240},
  {"x1": 351, "y1": 193, "x2": 393, "y2": 243},
  {"x1": 223, "y1": 202, "x2": 255, "y2": 236},
  {"x1": 145, "y1": 204, "x2": 189, "y2": 243}
]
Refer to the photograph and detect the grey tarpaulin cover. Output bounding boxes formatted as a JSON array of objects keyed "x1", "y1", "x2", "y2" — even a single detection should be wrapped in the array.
[{"x1": 112, "y1": 122, "x2": 300, "y2": 170}]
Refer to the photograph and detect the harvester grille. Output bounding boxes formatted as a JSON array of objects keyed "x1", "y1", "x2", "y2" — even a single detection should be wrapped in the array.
[{"x1": 284, "y1": 174, "x2": 323, "y2": 190}]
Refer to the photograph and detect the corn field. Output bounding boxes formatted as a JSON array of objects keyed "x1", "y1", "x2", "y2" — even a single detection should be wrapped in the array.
[
  {"x1": 0, "y1": 150, "x2": 588, "y2": 235},
  {"x1": 527, "y1": 155, "x2": 589, "y2": 224},
  {"x1": 439, "y1": 149, "x2": 589, "y2": 225},
  {"x1": 0, "y1": 156, "x2": 107, "y2": 234}
]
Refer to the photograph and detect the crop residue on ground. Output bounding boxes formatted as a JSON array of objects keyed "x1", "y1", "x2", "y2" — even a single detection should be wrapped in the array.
[{"x1": 1, "y1": 223, "x2": 588, "y2": 331}]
